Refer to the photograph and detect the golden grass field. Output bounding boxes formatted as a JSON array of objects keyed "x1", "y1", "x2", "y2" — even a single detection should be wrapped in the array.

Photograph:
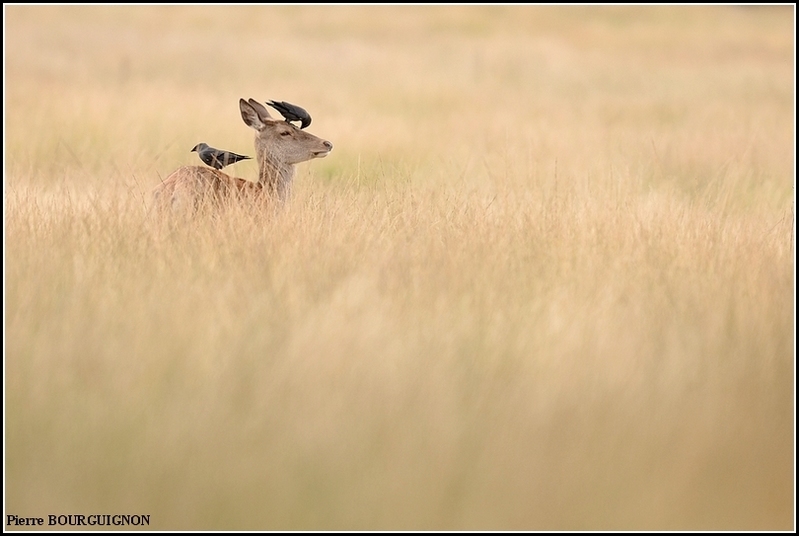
[{"x1": 4, "y1": 5, "x2": 795, "y2": 530}]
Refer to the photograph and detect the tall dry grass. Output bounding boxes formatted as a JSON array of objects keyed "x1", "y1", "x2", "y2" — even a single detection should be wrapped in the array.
[{"x1": 4, "y1": 5, "x2": 795, "y2": 530}]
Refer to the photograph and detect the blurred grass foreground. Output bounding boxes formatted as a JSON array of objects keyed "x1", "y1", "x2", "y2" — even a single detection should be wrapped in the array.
[{"x1": 4, "y1": 5, "x2": 795, "y2": 530}]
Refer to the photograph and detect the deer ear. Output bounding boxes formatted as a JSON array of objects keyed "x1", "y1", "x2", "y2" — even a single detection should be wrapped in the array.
[
  {"x1": 240, "y1": 98, "x2": 269, "y2": 130},
  {"x1": 247, "y1": 99, "x2": 275, "y2": 122}
]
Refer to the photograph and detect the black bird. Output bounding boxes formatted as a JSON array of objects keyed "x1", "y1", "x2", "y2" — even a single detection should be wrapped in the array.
[
  {"x1": 267, "y1": 100, "x2": 312, "y2": 129},
  {"x1": 191, "y1": 143, "x2": 251, "y2": 170}
]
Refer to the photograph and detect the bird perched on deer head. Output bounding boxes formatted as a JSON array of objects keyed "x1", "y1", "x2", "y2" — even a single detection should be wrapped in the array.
[
  {"x1": 267, "y1": 100, "x2": 312, "y2": 129},
  {"x1": 191, "y1": 143, "x2": 252, "y2": 170}
]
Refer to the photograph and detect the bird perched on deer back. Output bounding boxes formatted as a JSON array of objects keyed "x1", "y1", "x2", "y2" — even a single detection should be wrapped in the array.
[
  {"x1": 267, "y1": 100, "x2": 312, "y2": 129},
  {"x1": 191, "y1": 143, "x2": 251, "y2": 170}
]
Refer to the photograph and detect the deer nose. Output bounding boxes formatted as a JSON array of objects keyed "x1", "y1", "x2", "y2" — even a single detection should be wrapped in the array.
[{"x1": 323, "y1": 140, "x2": 333, "y2": 150}]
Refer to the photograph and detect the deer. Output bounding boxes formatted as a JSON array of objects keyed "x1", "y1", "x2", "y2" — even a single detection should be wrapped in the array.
[{"x1": 152, "y1": 98, "x2": 333, "y2": 213}]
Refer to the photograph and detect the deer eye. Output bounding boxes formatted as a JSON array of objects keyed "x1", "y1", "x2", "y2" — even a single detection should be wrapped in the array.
[{"x1": 280, "y1": 131, "x2": 291, "y2": 136}]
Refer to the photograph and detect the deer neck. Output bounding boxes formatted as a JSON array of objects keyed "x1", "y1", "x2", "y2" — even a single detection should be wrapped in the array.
[{"x1": 257, "y1": 152, "x2": 295, "y2": 200}]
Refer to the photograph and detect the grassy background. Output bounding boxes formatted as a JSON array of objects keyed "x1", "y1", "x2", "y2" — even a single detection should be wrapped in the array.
[{"x1": 4, "y1": 5, "x2": 795, "y2": 530}]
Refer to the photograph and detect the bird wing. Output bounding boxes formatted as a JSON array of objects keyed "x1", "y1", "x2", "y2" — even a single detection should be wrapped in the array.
[
  {"x1": 208, "y1": 153, "x2": 225, "y2": 169},
  {"x1": 217, "y1": 150, "x2": 251, "y2": 167},
  {"x1": 267, "y1": 100, "x2": 312, "y2": 128},
  {"x1": 267, "y1": 100, "x2": 296, "y2": 120}
]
